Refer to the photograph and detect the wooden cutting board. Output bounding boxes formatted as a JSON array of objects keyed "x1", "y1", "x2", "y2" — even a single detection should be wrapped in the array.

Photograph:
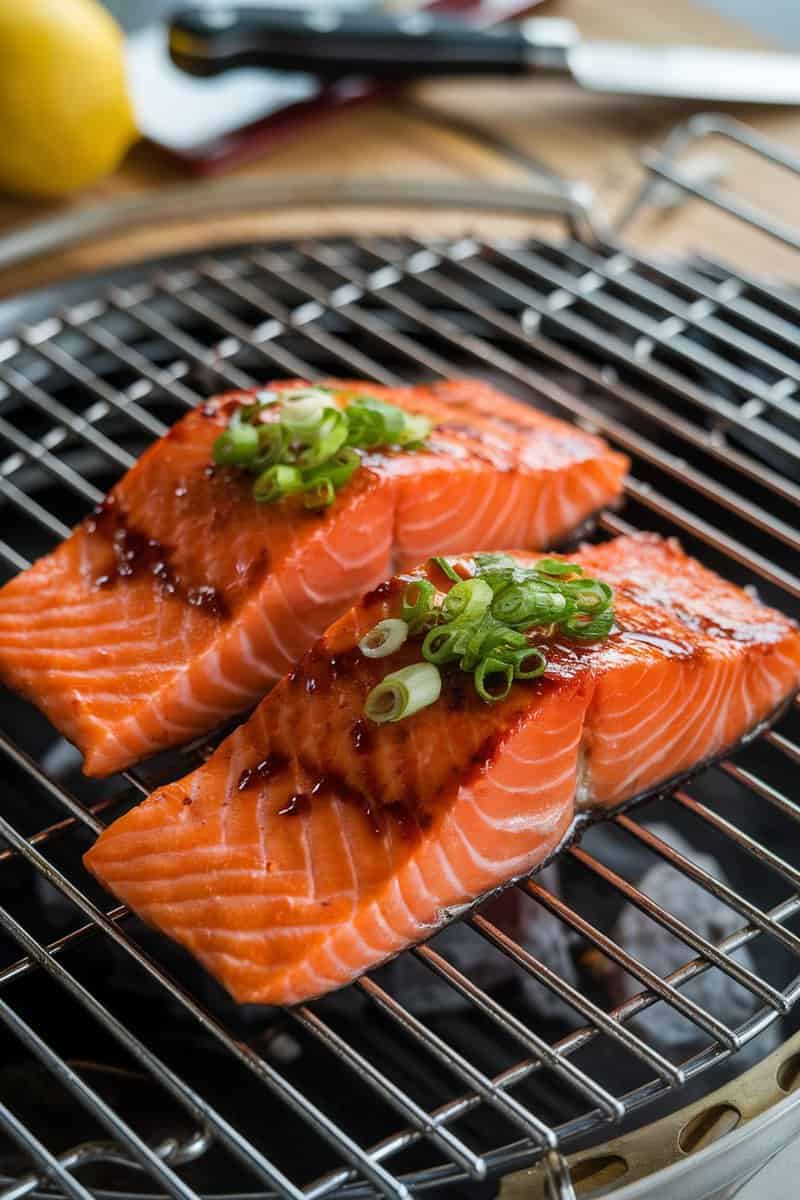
[{"x1": 1, "y1": 0, "x2": 799, "y2": 295}]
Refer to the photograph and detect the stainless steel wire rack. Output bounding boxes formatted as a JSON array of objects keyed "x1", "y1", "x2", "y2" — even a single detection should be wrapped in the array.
[{"x1": 0, "y1": 153, "x2": 799, "y2": 1200}]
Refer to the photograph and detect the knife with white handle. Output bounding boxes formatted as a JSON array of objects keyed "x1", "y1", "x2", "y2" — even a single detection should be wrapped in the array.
[{"x1": 169, "y1": 7, "x2": 800, "y2": 104}]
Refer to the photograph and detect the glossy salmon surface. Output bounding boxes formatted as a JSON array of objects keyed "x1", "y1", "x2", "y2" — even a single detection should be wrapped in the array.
[
  {"x1": 0, "y1": 380, "x2": 626, "y2": 776},
  {"x1": 85, "y1": 535, "x2": 800, "y2": 1006}
]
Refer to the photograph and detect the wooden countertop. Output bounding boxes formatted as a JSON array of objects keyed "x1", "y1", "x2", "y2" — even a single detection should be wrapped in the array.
[{"x1": 1, "y1": 0, "x2": 800, "y2": 295}]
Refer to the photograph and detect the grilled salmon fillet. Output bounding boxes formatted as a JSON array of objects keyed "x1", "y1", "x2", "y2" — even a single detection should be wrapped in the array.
[
  {"x1": 85, "y1": 534, "x2": 800, "y2": 1006},
  {"x1": 0, "y1": 379, "x2": 626, "y2": 776}
]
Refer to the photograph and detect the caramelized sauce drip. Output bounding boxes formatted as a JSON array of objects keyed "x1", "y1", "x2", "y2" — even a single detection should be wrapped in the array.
[
  {"x1": 350, "y1": 719, "x2": 372, "y2": 753},
  {"x1": 306, "y1": 766, "x2": 431, "y2": 839},
  {"x1": 278, "y1": 793, "x2": 310, "y2": 817},
  {"x1": 237, "y1": 752, "x2": 289, "y2": 792},
  {"x1": 290, "y1": 642, "x2": 364, "y2": 696},
  {"x1": 470, "y1": 730, "x2": 506, "y2": 771},
  {"x1": 307, "y1": 771, "x2": 384, "y2": 835},
  {"x1": 383, "y1": 801, "x2": 431, "y2": 840},
  {"x1": 86, "y1": 495, "x2": 229, "y2": 619},
  {"x1": 362, "y1": 578, "x2": 401, "y2": 607}
]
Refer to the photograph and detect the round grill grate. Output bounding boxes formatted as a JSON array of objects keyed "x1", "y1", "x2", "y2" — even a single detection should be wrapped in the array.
[{"x1": 0, "y1": 232, "x2": 798, "y2": 1199}]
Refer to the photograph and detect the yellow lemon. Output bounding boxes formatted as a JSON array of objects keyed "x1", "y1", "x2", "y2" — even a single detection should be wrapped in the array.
[{"x1": 0, "y1": 0, "x2": 138, "y2": 198}]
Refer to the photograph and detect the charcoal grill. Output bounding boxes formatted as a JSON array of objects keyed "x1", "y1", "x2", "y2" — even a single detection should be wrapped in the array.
[{"x1": 0, "y1": 115, "x2": 799, "y2": 1200}]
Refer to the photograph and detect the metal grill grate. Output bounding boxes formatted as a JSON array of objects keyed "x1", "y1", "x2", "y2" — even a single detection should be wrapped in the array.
[{"x1": 0, "y1": 216, "x2": 799, "y2": 1200}]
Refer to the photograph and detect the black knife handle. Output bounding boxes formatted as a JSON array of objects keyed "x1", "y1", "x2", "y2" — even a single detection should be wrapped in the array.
[{"x1": 169, "y1": 6, "x2": 531, "y2": 80}]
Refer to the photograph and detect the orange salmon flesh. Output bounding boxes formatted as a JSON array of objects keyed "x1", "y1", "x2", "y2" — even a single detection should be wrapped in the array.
[
  {"x1": 85, "y1": 534, "x2": 800, "y2": 1007},
  {"x1": 0, "y1": 379, "x2": 627, "y2": 776}
]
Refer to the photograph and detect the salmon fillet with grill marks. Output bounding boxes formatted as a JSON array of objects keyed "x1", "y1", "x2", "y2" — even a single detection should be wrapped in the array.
[
  {"x1": 0, "y1": 379, "x2": 626, "y2": 776},
  {"x1": 84, "y1": 534, "x2": 800, "y2": 1006}
]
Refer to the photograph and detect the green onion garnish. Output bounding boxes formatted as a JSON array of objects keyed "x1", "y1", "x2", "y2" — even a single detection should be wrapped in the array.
[
  {"x1": 362, "y1": 555, "x2": 615, "y2": 722},
  {"x1": 535, "y1": 558, "x2": 583, "y2": 578},
  {"x1": 212, "y1": 417, "x2": 260, "y2": 465},
  {"x1": 441, "y1": 577, "x2": 493, "y2": 624},
  {"x1": 401, "y1": 578, "x2": 436, "y2": 632},
  {"x1": 280, "y1": 396, "x2": 326, "y2": 436},
  {"x1": 474, "y1": 655, "x2": 514, "y2": 703},
  {"x1": 561, "y1": 608, "x2": 615, "y2": 640},
  {"x1": 562, "y1": 578, "x2": 613, "y2": 614},
  {"x1": 429, "y1": 556, "x2": 463, "y2": 583},
  {"x1": 491, "y1": 580, "x2": 570, "y2": 627},
  {"x1": 253, "y1": 463, "x2": 303, "y2": 503},
  {"x1": 303, "y1": 446, "x2": 361, "y2": 488},
  {"x1": 295, "y1": 407, "x2": 348, "y2": 469},
  {"x1": 344, "y1": 405, "x2": 385, "y2": 449},
  {"x1": 302, "y1": 477, "x2": 336, "y2": 510},
  {"x1": 210, "y1": 386, "x2": 432, "y2": 508},
  {"x1": 422, "y1": 621, "x2": 470, "y2": 664},
  {"x1": 353, "y1": 396, "x2": 405, "y2": 439},
  {"x1": 364, "y1": 662, "x2": 442, "y2": 724},
  {"x1": 250, "y1": 423, "x2": 289, "y2": 475},
  {"x1": 500, "y1": 645, "x2": 547, "y2": 679},
  {"x1": 359, "y1": 618, "x2": 409, "y2": 658},
  {"x1": 397, "y1": 412, "x2": 433, "y2": 447},
  {"x1": 460, "y1": 613, "x2": 502, "y2": 672}
]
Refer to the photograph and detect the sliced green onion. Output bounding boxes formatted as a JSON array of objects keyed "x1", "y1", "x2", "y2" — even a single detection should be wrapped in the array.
[
  {"x1": 460, "y1": 614, "x2": 500, "y2": 671},
  {"x1": 563, "y1": 578, "x2": 613, "y2": 614},
  {"x1": 474, "y1": 656, "x2": 514, "y2": 703},
  {"x1": 250, "y1": 421, "x2": 288, "y2": 471},
  {"x1": 500, "y1": 645, "x2": 547, "y2": 679},
  {"x1": 303, "y1": 446, "x2": 361, "y2": 488},
  {"x1": 478, "y1": 568, "x2": 518, "y2": 594},
  {"x1": 345, "y1": 404, "x2": 385, "y2": 449},
  {"x1": 429, "y1": 555, "x2": 462, "y2": 583},
  {"x1": 252, "y1": 463, "x2": 303, "y2": 503},
  {"x1": 359, "y1": 618, "x2": 409, "y2": 659},
  {"x1": 212, "y1": 419, "x2": 259, "y2": 466},
  {"x1": 326, "y1": 446, "x2": 361, "y2": 486},
  {"x1": 442, "y1": 577, "x2": 493, "y2": 624},
  {"x1": 238, "y1": 391, "x2": 278, "y2": 422},
  {"x1": 472, "y1": 553, "x2": 530, "y2": 595},
  {"x1": 561, "y1": 609, "x2": 615, "y2": 641},
  {"x1": 422, "y1": 621, "x2": 470, "y2": 665},
  {"x1": 280, "y1": 386, "x2": 330, "y2": 407},
  {"x1": 351, "y1": 396, "x2": 406, "y2": 442},
  {"x1": 281, "y1": 396, "x2": 326, "y2": 436},
  {"x1": 395, "y1": 412, "x2": 432, "y2": 447},
  {"x1": 479, "y1": 624, "x2": 528, "y2": 657},
  {"x1": 474, "y1": 552, "x2": 517, "y2": 573},
  {"x1": 535, "y1": 558, "x2": 583, "y2": 579},
  {"x1": 401, "y1": 579, "x2": 436, "y2": 632},
  {"x1": 213, "y1": 388, "x2": 433, "y2": 510},
  {"x1": 491, "y1": 581, "x2": 571, "y2": 626},
  {"x1": 359, "y1": 550, "x2": 616, "y2": 720},
  {"x1": 303, "y1": 477, "x2": 336, "y2": 510},
  {"x1": 296, "y1": 408, "x2": 348, "y2": 469},
  {"x1": 364, "y1": 662, "x2": 441, "y2": 724}
]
